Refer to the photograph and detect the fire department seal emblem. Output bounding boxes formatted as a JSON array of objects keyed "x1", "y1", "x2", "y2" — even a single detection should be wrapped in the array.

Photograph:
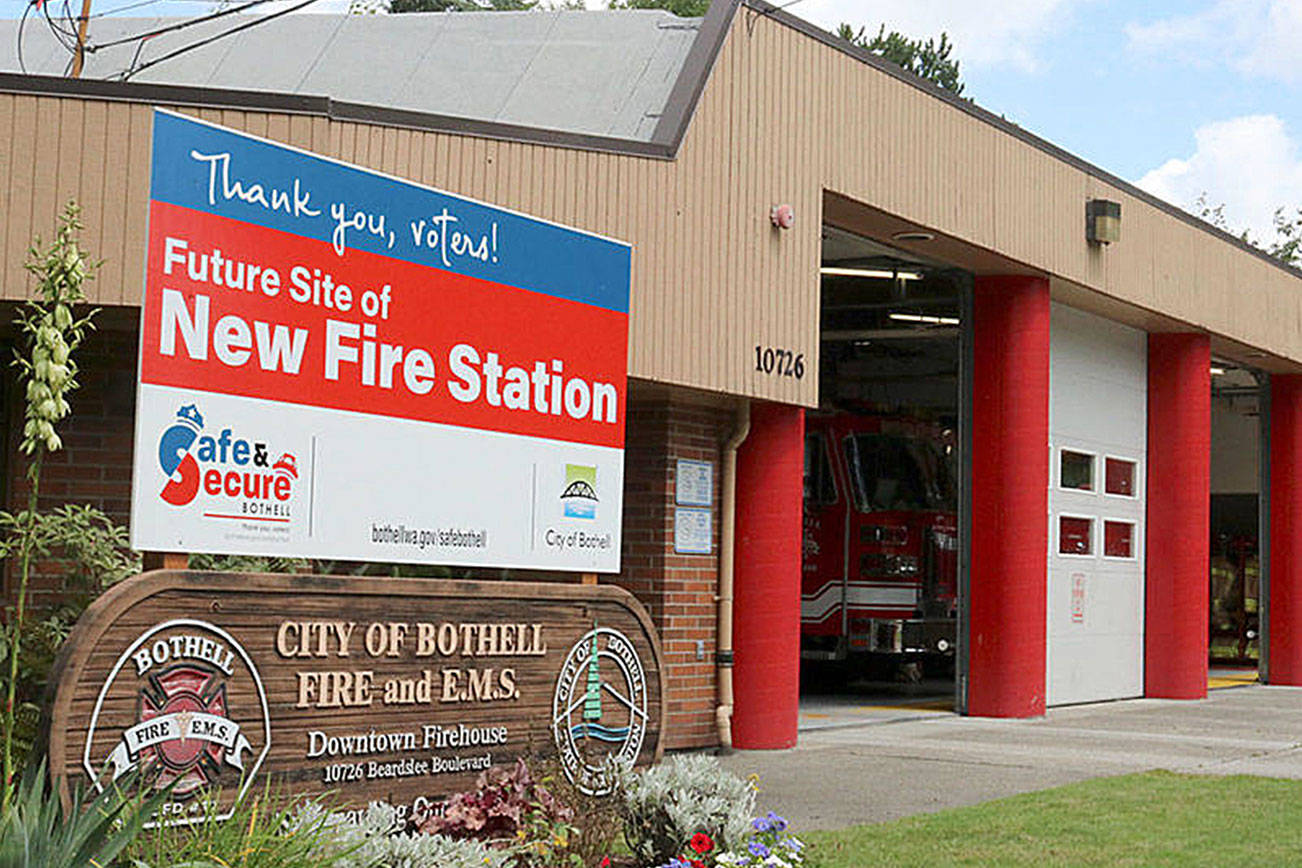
[
  {"x1": 82, "y1": 619, "x2": 271, "y2": 824},
  {"x1": 552, "y1": 624, "x2": 648, "y2": 796}
]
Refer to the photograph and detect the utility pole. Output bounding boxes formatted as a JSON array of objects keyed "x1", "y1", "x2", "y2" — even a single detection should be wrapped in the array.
[{"x1": 71, "y1": 0, "x2": 92, "y2": 77}]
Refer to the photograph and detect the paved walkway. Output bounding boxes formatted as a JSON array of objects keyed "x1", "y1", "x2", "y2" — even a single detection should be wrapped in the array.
[{"x1": 718, "y1": 685, "x2": 1302, "y2": 830}]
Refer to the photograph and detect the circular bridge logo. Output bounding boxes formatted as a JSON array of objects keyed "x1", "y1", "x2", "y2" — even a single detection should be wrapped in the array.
[{"x1": 552, "y1": 625, "x2": 648, "y2": 795}]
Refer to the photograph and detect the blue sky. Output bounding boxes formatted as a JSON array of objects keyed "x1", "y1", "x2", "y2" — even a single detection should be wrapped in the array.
[
  {"x1": 797, "y1": 0, "x2": 1302, "y2": 242},
  {"x1": 4, "y1": 0, "x2": 1298, "y2": 241}
]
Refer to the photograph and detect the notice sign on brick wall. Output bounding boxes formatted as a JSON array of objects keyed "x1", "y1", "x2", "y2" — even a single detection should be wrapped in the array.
[
  {"x1": 48, "y1": 571, "x2": 664, "y2": 824},
  {"x1": 131, "y1": 110, "x2": 630, "y2": 572}
]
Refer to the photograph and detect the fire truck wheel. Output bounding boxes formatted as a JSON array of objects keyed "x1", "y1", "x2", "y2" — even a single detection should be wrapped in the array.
[{"x1": 895, "y1": 661, "x2": 924, "y2": 684}]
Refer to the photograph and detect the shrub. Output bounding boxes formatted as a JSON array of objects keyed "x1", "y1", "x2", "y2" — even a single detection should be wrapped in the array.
[
  {"x1": 0, "y1": 504, "x2": 138, "y2": 773},
  {"x1": 528, "y1": 758, "x2": 624, "y2": 868},
  {"x1": 715, "y1": 813, "x2": 806, "y2": 868},
  {"x1": 125, "y1": 785, "x2": 349, "y2": 868},
  {"x1": 620, "y1": 755, "x2": 757, "y2": 866},
  {"x1": 292, "y1": 800, "x2": 513, "y2": 868},
  {"x1": 417, "y1": 758, "x2": 572, "y2": 843}
]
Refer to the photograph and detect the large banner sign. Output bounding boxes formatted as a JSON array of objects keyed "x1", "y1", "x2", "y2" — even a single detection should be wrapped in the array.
[
  {"x1": 48, "y1": 571, "x2": 664, "y2": 824},
  {"x1": 131, "y1": 110, "x2": 631, "y2": 572}
]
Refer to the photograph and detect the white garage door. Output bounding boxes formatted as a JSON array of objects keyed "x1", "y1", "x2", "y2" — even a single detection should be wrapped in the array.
[{"x1": 1048, "y1": 304, "x2": 1147, "y2": 706}]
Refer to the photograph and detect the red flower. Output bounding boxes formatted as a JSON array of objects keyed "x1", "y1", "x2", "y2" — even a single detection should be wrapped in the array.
[
  {"x1": 690, "y1": 833, "x2": 714, "y2": 854},
  {"x1": 690, "y1": 861, "x2": 705, "y2": 868},
  {"x1": 600, "y1": 860, "x2": 611, "y2": 868}
]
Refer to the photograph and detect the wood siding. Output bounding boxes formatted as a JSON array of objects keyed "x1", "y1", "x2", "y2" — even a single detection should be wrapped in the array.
[{"x1": 4, "y1": 9, "x2": 1302, "y2": 406}]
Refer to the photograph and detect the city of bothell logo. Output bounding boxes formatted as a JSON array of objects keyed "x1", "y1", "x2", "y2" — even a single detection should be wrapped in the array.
[
  {"x1": 158, "y1": 404, "x2": 298, "y2": 519},
  {"x1": 83, "y1": 620, "x2": 271, "y2": 824},
  {"x1": 560, "y1": 464, "x2": 598, "y2": 520},
  {"x1": 551, "y1": 623, "x2": 648, "y2": 796}
]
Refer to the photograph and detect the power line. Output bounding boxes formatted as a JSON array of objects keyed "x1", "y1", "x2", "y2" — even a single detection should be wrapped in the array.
[
  {"x1": 89, "y1": 0, "x2": 167, "y2": 18},
  {"x1": 117, "y1": 0, "x2": 320, "y2": 79},
  {"x1": 89, "y1": 0, "x2": 281, "y2": 50}
]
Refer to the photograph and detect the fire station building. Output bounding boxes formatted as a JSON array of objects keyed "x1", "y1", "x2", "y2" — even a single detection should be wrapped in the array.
[{"x1": 1, "y1": 0, "x2": 1299, "y2": 751}]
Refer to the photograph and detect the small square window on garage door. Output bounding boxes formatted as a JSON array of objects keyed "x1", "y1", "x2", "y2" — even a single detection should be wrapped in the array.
[
  {"x1": 1103, "y1": 520, "x2": 1135, "y2": 559},
  {"x1": 1060, "y1": 450, "x2": 1094, "y2": 491},
  {"x1": 1058, "y1": 515, "x2": 1093, "y2": 556},
  {"x1": 1104, "y1": 457, "x2": 1137, "y2": 497}
]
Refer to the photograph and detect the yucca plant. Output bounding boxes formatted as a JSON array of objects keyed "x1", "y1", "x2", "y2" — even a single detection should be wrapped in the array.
[
  {"x1": 124, "y1": 782, "x2": 363, "y2": 868},
  {"x1": 2, "y1": 201, "x2": 99, "y2": 807},
  {"x1": 0, "y1": 761, "x2": 164, "y2": 868}
]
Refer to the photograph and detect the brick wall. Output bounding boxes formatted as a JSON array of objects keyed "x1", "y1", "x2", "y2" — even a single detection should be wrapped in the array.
[
  {"x1": 4, "y1": 319, "x2": 138, "y2": 607},
  {"x1": 612, "y1": 388, "x2": 735, "y2": 750},
  {"x1": 1, "y1": 311, "x2": 738, "y2": 749}
]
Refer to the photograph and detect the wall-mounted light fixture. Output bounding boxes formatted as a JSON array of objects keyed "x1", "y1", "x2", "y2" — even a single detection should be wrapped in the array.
[
  {"x1": 1086, "y1": 199, "x2": 1121, "y2": 245},
  {"x1": 771, "y1": 204, "x2": 795, "y2": 229}
]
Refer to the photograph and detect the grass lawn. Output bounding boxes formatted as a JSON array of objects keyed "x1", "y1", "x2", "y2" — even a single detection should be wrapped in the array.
[{"x1": 803, "y1": 771, "x2": 1302, "y2": 867}]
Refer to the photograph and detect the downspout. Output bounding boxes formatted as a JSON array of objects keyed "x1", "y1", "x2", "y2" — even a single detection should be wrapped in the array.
[{"x1": 717, "y1": 399, "x2": 750, "y2": 751}]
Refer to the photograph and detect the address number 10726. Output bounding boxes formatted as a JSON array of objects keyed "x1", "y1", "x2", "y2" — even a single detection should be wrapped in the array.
[{"x1": 754, "y1": 345, "x2": 805, "y2": 379}]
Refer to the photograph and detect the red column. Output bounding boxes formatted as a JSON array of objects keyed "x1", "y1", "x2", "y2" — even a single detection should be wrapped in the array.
[
  {"x1": 1271, "y1": 375, "x2": 1302, "y2": 684},
  {"x1": 1145, "y1": 333, "x2": 1210, "y2": 698},
  {"x1": 967, "y1": 276, "x2": 1050, "y2": 717},
  {"x1": 732, "y1": 402, "x2": 804, "y2": 749}
]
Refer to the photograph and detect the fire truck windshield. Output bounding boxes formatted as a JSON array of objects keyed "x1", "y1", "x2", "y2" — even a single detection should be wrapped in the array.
[{"x1": 844, "y1": 433, "x2": 955, "y2": 513}]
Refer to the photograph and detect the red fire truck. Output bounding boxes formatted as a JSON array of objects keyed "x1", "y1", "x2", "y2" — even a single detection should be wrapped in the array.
[{"x1": 801, "y1": 411, "x2": 959, "y2": 674}]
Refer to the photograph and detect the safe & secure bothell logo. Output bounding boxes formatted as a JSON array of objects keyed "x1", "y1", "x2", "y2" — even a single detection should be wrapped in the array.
[
  {"x1": 551, "y1": 623, "x2": 648, "y2": 795},
  {"x1": 83, "y1": 619, "x2": 271, "y2": 825},
  {"x1": 158, "y1": 403, "x2": 299, "y2": 519},
  {"x1": 560, "y1": 463, "x2": 598, "y2": 519}
]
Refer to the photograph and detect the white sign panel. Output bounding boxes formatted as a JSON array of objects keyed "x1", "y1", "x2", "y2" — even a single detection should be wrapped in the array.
[
  {"x1": 675, "y1": 458, "x2": 713, "y2": 507},
  {"x1": 674, "y1": 506, "x2": 712, "y2": 555},
  {"x1": 131, "y1": 110, "x2": 630, "y2": 572}
]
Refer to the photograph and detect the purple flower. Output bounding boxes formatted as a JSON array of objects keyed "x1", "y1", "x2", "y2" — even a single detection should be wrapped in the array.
[
  {"x1": 781, "y1": 837, "x2": 803, "y2": 852},
  {"x1": 751, "y1": 816, "x2": 772, "y2": 833},
  {"x1": 766, "y1": 812, "x2": 788, "y2": 832},
  {"x1": 748, "y1": 841, "x2": 771, "y2": 858}
]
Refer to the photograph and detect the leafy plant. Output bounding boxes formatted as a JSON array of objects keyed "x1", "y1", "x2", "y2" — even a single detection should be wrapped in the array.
[
  {"x1": 715, "y1": 813, "x2": 805, "y2": 868},
  {"x1": 125, "y1": 784, "x2": 356, "y2": 868},
  {"x1": 837, "y1": 23, "x2": 964, "y2": 95},
  {"x1": 0, "y1": 499, "x2": 136, "y2": 778},
  {"x1": 2, "y1": 201, "x2": 98, "y2": 810},
  {"x1": 293, "y1": 800, "x2": 514, "y2": 868},
  {"x1": 527, "y1": 757, "x2": 624, "y2": 868},
  {"x1": 620, "y1": 755, "x2": 756, "y2": 866},
  {"x1": 0, "y1": 761, "x2": 165, "y2": 868},
  {"x1": 187, "y1": 552, "x2": 310, "y2": 575},
  {"x1": 417, "y1": 758, "x2": 573, "y2": 843}
]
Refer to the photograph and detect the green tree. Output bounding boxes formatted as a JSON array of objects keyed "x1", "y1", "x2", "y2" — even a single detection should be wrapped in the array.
[
  {"x1": 837, "y1": 23, "x2": 964, "y2": 96},
  {"x1": 608, "y1": 0, "x2": 710, "y2": 16},
  {"x1": 386, "y1": 0, "x2": 537, "y2": 12},
  {"x1": 1195, "y1": 193, "x2": 1302, "y2": 268}
]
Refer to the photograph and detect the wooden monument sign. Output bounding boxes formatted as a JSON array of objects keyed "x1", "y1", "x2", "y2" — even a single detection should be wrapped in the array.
[{"x1": 48, "y1": 571, "x2": 664, "y2": 824}]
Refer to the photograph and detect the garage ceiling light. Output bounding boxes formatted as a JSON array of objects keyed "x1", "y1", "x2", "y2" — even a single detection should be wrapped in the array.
[
  {"x1": 820, "y1": 267, "x2": 924, "y2": 280},
  {"x1": 889, "y1": 312, "x2": 960, "y2": 326},
  {"x1": 1210, "y1": 366, "x2": 1226, "y2": 375}
]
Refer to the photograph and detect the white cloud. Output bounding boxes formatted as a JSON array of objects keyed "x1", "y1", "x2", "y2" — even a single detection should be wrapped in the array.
[
  {"x1": 1136, "y1": 114, "x2": 1302, "y2": 241},
  {"x1": 1127, "y1": 0, "x2": 1302, "y2": 83},
  {"x1": 782, "y1": 0, "x2": 1089, "y2": 71}
]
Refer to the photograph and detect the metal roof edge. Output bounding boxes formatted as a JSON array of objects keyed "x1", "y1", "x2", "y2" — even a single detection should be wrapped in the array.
[
  {"x1": 0, "y1": 71, "x2": 675, "y2": 160},
  {"x1": 650, "y1": 0, "x2": 739, "y2": 150},
  {"x1": 741, "y1": 0, "x2": 1302, "y2": 283}
]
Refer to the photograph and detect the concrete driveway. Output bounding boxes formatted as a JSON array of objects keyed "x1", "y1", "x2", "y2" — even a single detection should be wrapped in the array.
[{"x1": 718, "y1": 685, "x2": 1302, "y2": 831}]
